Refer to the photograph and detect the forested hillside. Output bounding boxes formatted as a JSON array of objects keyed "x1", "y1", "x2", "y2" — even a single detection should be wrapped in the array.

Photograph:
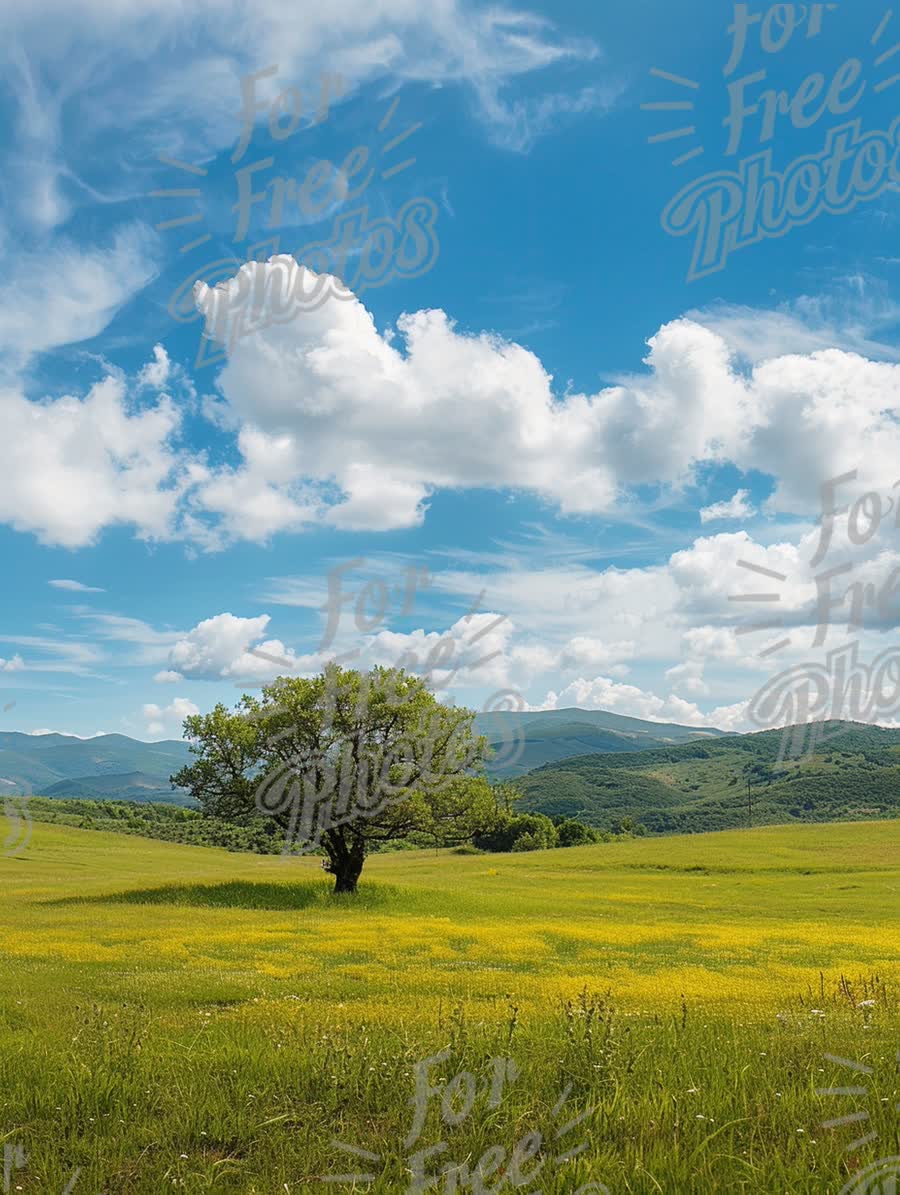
[{"x1": 516, "y1": 721, "x2": 900, "y2": 833}]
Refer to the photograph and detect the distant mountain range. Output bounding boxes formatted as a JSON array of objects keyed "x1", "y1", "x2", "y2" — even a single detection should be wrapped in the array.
[
  {"x1": 0, "y1": 709, "x2": 725, "y2": 801},
  {"x1": 0, "y1": 732, "x2": 193, "y2": 803}
]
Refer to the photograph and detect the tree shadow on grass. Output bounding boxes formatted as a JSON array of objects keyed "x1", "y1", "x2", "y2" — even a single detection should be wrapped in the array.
[{"x1": 47, "y1": 879, "x2": 401, "y2": 911}]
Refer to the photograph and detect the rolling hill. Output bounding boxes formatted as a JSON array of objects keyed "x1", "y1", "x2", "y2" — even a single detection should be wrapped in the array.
[
  {"x1": 42, "y1": 771, "x2": 187, "y2": 804},
  {"x1": 515, "y1": 720, "x2": 900, "y2": 833},
  {"x1": 474, "y1": 707, "x2": 727, "y2": 777},
  {"x1": 0, "y1": 732, "x2": 193, "y2": 803},
  {"x1": 9, "y1": 716, "x2": 899, "y2": 836}
]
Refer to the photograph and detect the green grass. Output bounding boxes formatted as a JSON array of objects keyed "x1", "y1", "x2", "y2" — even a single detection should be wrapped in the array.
[{"x1": 0, "y1": 818, "x2": 896, "y2": 1192}]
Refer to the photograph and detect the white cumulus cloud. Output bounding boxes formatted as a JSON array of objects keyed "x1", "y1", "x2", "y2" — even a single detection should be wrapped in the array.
[
  {"x1": 166, "y1": 612, "x2": 317, "y2": 682},
  {"x1": 0, "y1": 374, "x2": 188, "y2": 548},
  {"x1": 143, "y1": 697, "x2": 200, "y2": 739},
  {"x1": 699, "y1": 490, "x2": 755, "y2": 524},
  {"x1": 188, "y1": 266, "x2": 900, "y2": 544}
]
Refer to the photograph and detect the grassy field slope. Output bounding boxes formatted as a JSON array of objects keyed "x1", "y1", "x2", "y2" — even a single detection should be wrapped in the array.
[{"x1": 0, "y1": 818, "x2": 895, "y2": 1192}]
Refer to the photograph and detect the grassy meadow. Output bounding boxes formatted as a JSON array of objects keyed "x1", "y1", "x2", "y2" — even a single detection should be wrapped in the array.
[{"x1": 0, "y1": 817, "x2": 896, "y2": 1192}]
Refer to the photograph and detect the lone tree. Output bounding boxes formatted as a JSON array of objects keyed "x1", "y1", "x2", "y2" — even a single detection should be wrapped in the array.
[{"x1": 172, "y1": 664, "x2": 496, "y2": 894}]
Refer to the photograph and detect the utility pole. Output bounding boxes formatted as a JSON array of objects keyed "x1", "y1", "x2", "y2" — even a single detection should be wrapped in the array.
[{"x1": 747, "y1": 776, "x2": 752, "y2": 829}]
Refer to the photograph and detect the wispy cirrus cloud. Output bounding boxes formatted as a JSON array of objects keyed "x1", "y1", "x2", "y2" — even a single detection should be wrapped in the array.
[
  {"x1": 49, "y1": 579, "x2": 105, "y2": 593},
  {"x1": 0, "y1": 633, "x2": 103, "y2": 676}
]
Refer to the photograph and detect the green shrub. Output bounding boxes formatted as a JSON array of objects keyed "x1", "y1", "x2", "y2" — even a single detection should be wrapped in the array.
[
  {"x1": 556, "y1": 819, "x2": 600, "y2": 847},
  {"x1": 474, "y1": 812, "x2": 558, "y2": 853}
]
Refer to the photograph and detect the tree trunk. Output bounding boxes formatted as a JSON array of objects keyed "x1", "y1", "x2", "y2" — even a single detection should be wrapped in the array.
[
  {"x1": 332, "y1": 854, "x2": 364, "y2": 894},
  {"x1": 325, "y1": 828, "x2": 365, "y2": 894}
]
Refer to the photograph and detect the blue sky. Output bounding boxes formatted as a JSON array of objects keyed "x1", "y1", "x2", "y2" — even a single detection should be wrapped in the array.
[{"x1": 0, "y1": 0, "x2": 898, "y2": 740}]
